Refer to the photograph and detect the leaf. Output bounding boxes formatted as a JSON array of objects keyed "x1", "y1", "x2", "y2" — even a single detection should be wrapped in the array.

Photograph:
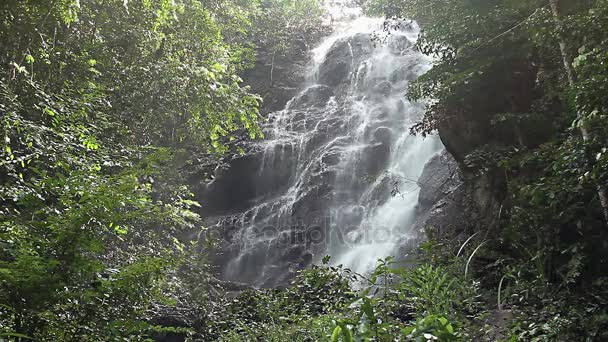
[
  {"x1": 331, "y1": 326, "x2": 342, "y2": 342},
  {"x1": 402, "y1": 326, "x2": 416, "y2": 335},
  {"x1": 337, "y1": 322, "x2": 354, "y2": 342},
  {"x1": 43, "y1": 107, "x2": 56, "y2": 117},
  {"x1": 12, "y1": 62, "x2": 27, "y2": 74},
  {"x1": 114, "y1": 225, "x2": 128, "y2": 235},
  {"x1": 1, "y1": 332, "x2": 33, "y2": 339},
  {"x1": 362, "y1": 297, "x2": 375, "y2": 321}
]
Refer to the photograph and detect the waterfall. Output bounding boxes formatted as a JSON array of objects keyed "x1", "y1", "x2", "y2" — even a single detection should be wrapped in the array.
[{"x1": 218, "y1": 11, "x2": 443, "y2": 287}]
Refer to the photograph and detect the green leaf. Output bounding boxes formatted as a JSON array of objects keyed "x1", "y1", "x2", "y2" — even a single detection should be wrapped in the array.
[
  {"x1": 331, "y1": 326, "x2": 342, "y2": 342},
  {"x1": 43, "y1": 107, "x2": 56, "y2": 117},
  {"x1": 362, "y1": 297, "x2": 375, "y2": 321},
  {"x1": 114, "y1": 225, "x2": 128, "y2": 235},
  {"x1": 1, "y1": 332, "x2": 33, "y2": 339}
]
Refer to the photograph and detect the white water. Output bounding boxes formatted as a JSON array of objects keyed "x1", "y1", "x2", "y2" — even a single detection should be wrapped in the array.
[
  {"x1": 322, "y1": 18, "x2": 442, "y2": 274},
  {"x1": 222, "y1": 8, "x2": 443, "y2": 286}
]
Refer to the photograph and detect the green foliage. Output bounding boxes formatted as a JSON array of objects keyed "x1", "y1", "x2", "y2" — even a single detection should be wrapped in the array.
[
  {"x1": 398, "y1": 265, "x2": 478, "y2": 318},
  {"x1": 0, "y1": 0, "x2": 329, "y2": 338},
  {"x1": 3, "y1": 0, "x2": 608, "y2": 340},
  {"x1": 210, "y1": 265, "x2": 353, "y2": 341},
  {"x1": 364, "y1": 0, "x2": 608, "y2": 339},
  {"x1": 162, "y1": 252, "x2": 483, "y2": 341},
  {"x1": 252, "y1": 0, "x2": 326, "y2": 58},
  {"x1": 323, "y1": 258, "x2": 480, "y2": 341},
  {"x1": 402, "y1": 315, "x2": 458, "y2": 342}
]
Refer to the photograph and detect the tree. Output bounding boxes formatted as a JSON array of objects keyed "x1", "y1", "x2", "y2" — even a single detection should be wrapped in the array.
[
  {"x1": 0, "y1": 0, "x2": 266, "y2": 338},
  {"x1": 251, "y1": 0, "x2": 326, "y2": 84},
  {"x1": 364, "y1": 0, "x2": 608, "y2": 338},
  {"x1": 549, "y1": 0, "x2": 608, "y2": 224}
]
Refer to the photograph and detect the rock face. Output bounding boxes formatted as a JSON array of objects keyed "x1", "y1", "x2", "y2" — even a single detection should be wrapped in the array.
[
  {"x1": 241, "y1": 26, "x2": 331, "y2": 115},
  {"x1": 411, "y1": 151, "x2": 466, "y2": 237},
  {"x1": 242, "y1": 51, "x2": 306, "y2": 114},
  {"x1": 199, "y1": 18, "x2": 443, "y2": 287},
  {"x1": 318, "y1": 33, "x2": 374, "y2": 87},
  {"x1": 425, "y1": 60, "x2": 555, "y2": 238}
]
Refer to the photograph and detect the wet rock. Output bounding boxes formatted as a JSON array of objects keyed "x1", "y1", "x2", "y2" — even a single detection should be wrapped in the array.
[
  {"x1": 284, "y1": 244, "x2": 306, "y2": 261},
  {"x1": 318, "y1": 34, "x2": 373, "y2": 87},
  {"x1": 365, "y1": 174, "x2": 392, "y2": 205},
  {"x1": 372, "y1": 81, "x2": 393, "y2": 97},
  {"x1": 321, "y1": 151, "x2": 342, "y2": 166},
  {"x1": 292, "y1": 184, "x2": 333, "y2": 219},
  {"x1": 318, "y1": 39, "x2": 353, "y2": 87},
  {"x1": 289, "y1": 85, "x2": 334, "y2": 109},
  {"x1": 299, "y1": 252, "x2": 313, "y2": 267},
  {"x1": 387, "y1": 35, "x2": 413, "y2": 55},
  {"x1": 373, "y1": 127, "x2": 393, "y2": 145},
  {"x1": 410, "y1": 150, "x2": 467, "y2": 238},
  {"x1": 389, "y1": 64, "x2": 418, "y2": 83},
  {"x1": 363, "y1": 142, "x2": 391, "y2": 177},
  {"x1": 350, "y1": 33, "x2": 374, "y2": 56},
  {"x1": 198, "y1": 154, "x2": 261, "y2": 216},
  {"x1": 417, "y1": 150, "x2": 460, "y2": 210}
]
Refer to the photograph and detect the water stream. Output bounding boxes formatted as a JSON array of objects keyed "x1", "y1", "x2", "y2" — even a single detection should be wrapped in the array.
[{"x1": 221, "y1": 10, "x2": 443, "y2": 287}]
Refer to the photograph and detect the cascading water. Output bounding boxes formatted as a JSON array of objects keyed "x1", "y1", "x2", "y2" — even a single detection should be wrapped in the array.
[{"x1": 216, "y1": 10, "x2": 443, "y2": 287}]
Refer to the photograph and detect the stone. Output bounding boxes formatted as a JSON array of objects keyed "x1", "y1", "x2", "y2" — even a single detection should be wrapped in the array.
[
  {"x1": 318, "y1": 33, "x2": 373, "y2": 87},
  {"x1": 389, "y1": 64, "x2": 418, "y2": 83},
  {"x1": 373, "y1": 127, "x2": 393, "y2": 145},
  {"x1": 387, "y1": 34, "x2": 413, "y2": 55},
  {"x1": 372, "y1": 81, "x2": 393, "y2": 97},
  {"x1": 417, "y1": 150, "x2": 460, "y2": 210},
  {"x1": 288, "y1": 85, "x2": 334, "y2": 109},
  {"x1": 362, "y1": 142, "x2": 391, "y2": 177}
]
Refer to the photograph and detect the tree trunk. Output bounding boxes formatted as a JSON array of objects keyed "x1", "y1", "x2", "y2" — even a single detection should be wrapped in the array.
[
  {"x1": 549, "y1": 0, "x2": 608, "y2": 224},
  {"x1": 270, "y1": 51, "x2": 276, "y2": 87}
]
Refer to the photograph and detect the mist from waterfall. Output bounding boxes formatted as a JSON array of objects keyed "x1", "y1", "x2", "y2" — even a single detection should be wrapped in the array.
[{"x1": 221, "y1": 8, "x2": 443, "y2": 287}]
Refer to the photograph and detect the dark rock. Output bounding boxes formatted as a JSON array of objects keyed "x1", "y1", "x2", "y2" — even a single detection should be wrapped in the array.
[
  {"x1": 417, "y1": 150, "x2": 460, "y2": 210},
  {"x1": 198, "y1": 154, "x2": 261, "y2": 216},
  {"x1": 318, "y1": 34, "x2": 373, "y2": 87},
  {"x1": 404, "y1": 150, "x2": 468, "y2": 241},
  {"x1": 363, "y1": 142, "x2": 391, "y2": 177},
  {"x1": 389, "y1": 64, "x2": 418, "y2": 83},
  {"x1": 350, "y1": 33, "x2": 374, "y2": 56},
  {"x1": 289, "y1": 85, "x2": 334, "y2": 109},
  {"x1": 372, "y1": 81, "x2": 393, "y2": 97},
  {"x1": 387, "y1": 35, "x2": 413, "y2": 55},
  {"x1": 292, "y1": 184, "x2": 333, "y2": 219},
  {"x1": 299, "y1": 252, "x2": 313, "y2": 267},
  {"x1": 319, "y1": 60, "x2": 351, "y2": 87},
  {"x1": 321, "y1": 151, "x2": 342, "y2": 166},
  {"x1": 284, "y1": 245, "x2": 305, "y2": 261},
  {"x1": 372, "y1": 127, "x2": 393, "y2": 145}
]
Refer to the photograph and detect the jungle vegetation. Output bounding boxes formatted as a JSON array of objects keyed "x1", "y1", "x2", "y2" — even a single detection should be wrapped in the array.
[{"x1": 2, "y1": 0, "x2": 608, "y2": 340}]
